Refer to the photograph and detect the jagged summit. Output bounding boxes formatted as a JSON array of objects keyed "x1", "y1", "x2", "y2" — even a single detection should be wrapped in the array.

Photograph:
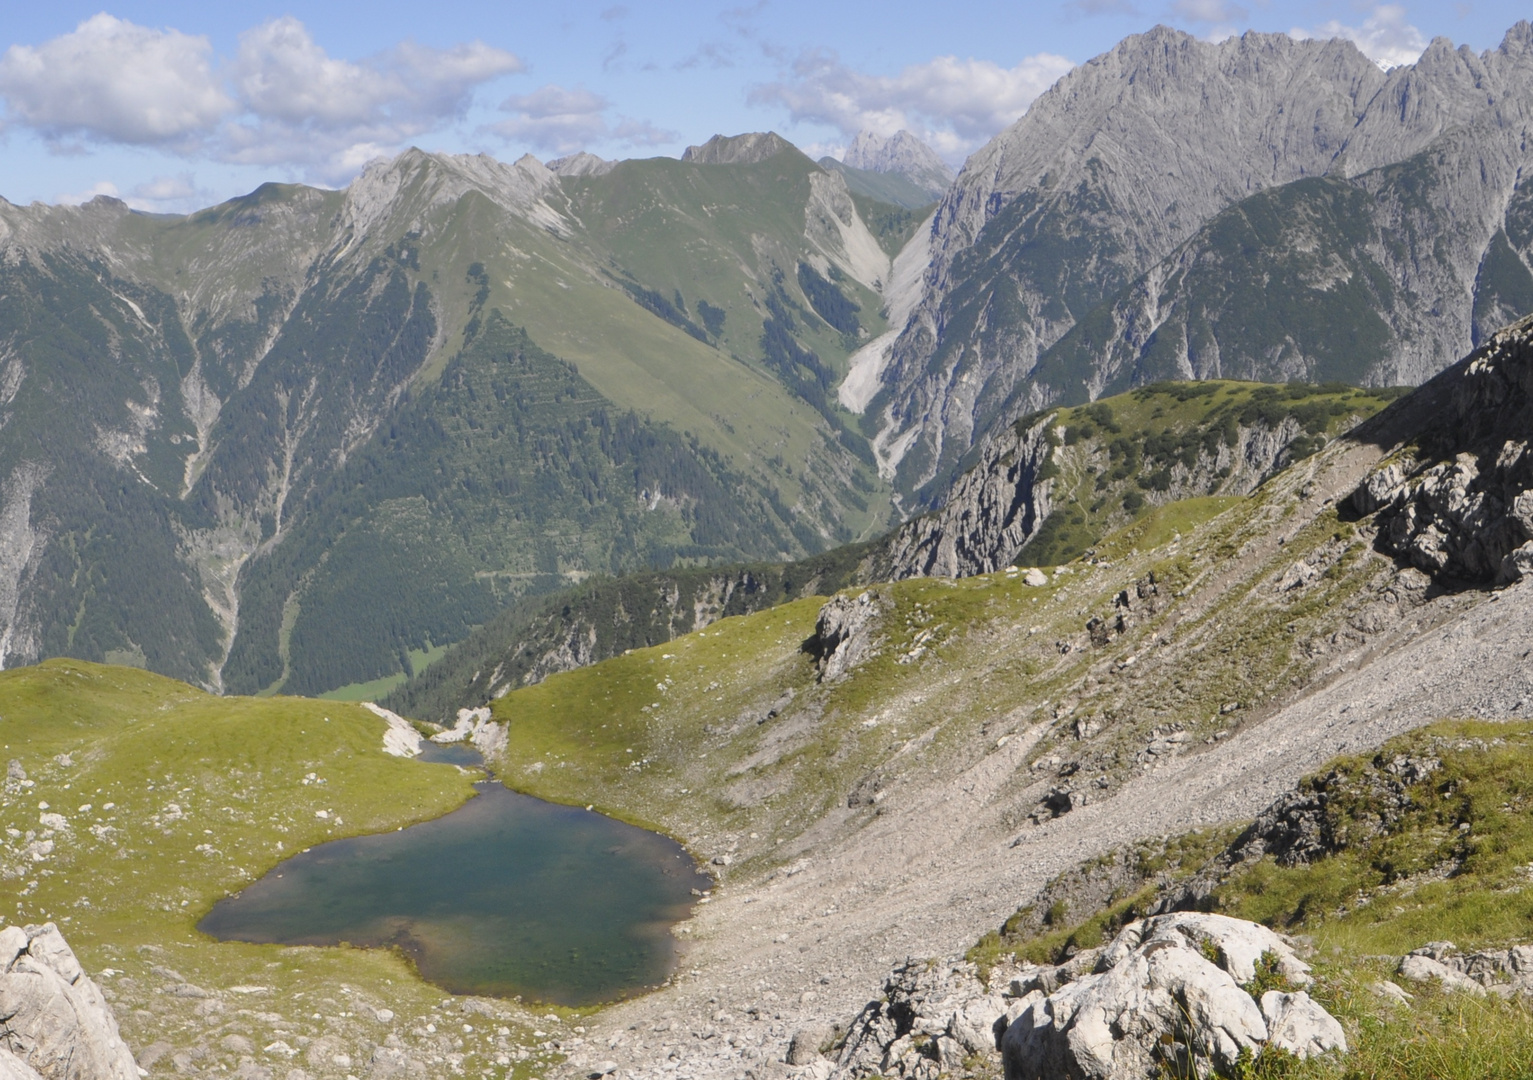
[
  {"x1": 841, "y1": 129, "x2": 953, "y2": 198},
  {"x1": 546, "y1": 151, "x2": 615, "y2": 177},
  {"x1": 680, "y1": 131, "x2": 799, "y2": 166},
  {"x1": 871, "y1": 19, "x2": 1533, "y2": 502}
]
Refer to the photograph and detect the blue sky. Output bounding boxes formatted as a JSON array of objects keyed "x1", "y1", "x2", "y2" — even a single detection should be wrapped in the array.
[{"x1": 0, "y1": 1, "x2": 1525, "y2": 212}]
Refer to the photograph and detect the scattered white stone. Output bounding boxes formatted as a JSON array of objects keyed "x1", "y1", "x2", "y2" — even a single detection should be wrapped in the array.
[
  {"x1": 1398, "y1": 954, "x2": 1485, "y2": 995},
  {"x1": 1022, "y1": 568, "x2": 1048, "y2": 587}
]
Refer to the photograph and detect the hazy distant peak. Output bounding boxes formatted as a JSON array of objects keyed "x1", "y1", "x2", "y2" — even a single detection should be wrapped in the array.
[
  {"x1": 841, "y1": 130, "x2": 953, "y2": 199},
  {"x1": 680, "y1": 132, "x2": 798, "y2": 166},
  {"x1": 843, "y1": 131, "x2": 951, "y2": 180},
  {"x1": 547, "y1": 152, "x2": 616, "y2": 177}
]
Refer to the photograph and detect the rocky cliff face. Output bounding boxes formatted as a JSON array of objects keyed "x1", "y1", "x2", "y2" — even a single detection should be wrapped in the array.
[
  {"x1": 1352, "y1": 314, "x2": 1533, "y2": 583},
  {"x1": 874, "y1": 382, "x2": 1368, "y2": 581},
  {"x1": 877, "y1": 416, "x2": 1057, "y2": 580},
  {"x1": 871, "y1": 22, "x2": 1533, "y2": 503}
]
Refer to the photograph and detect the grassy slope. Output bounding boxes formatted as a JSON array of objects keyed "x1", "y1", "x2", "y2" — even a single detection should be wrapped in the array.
[
  {"x1": 972, "y1": 720, "x2": 1533, "y2": 1079},
  {"x1": 391, "y1": 379, "x2": 1393, "y2": 728},
  {"x1": 0, "y1": 661, "x2": 568, "y2": 1079},
  {"x1": 423, "y1": 160, "x2": 894, "y2": 546},
  {"x1": 1015, "y1": 380, "x2": 1405, "y2": 565},
  {"x1": 479, "y1": 420, "x2": 1407, "y2": 882}
]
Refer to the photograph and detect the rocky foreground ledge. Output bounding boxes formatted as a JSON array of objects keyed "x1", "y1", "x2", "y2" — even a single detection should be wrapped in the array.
[
  {"x1": 822, "y1": 913, "x2": 1344, "y2": 1080},
  {"x1": 0, "y1": 922, "x2": 138, "y2": 1080}
]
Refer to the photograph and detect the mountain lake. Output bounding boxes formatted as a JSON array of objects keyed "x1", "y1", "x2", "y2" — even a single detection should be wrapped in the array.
[{"x1": 199, "y1": 757, "x2": 711, "y2": 1006}]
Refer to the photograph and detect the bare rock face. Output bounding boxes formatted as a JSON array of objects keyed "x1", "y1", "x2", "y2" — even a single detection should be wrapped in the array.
[
  {"x1": 833, "y1": 958, "x2": 1011, "y2": 1078},
  {"x1": 1000, "y1": 914, "x2": 1338, "y2": 1080},
  {"x1": 810, "y1": 592, "x2": 883, "y2": 681},
  {"x1": 876, "y1": 22, "x2": 1533, "y2": 498},
  {"x1": 1355, "y1": 315, "x2": 1533, "y2": 583},
  {"x1": 832, "y1": 916, "x2": 1340, "y2": 1080},
  {"x1": 879, "y1": 417, "x2": 1055, "y2": 580},
  {"x1": 0, "y1": 923, "x2": 138, "y2": 1080},
  {"x1": 841, "y1": 130, "x2": 954, "y2": 200}
]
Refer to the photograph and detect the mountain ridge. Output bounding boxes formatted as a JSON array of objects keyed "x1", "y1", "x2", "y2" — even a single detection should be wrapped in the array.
[{"x1": 869, "y1": 21, "x2": 1533, "y2": 504}]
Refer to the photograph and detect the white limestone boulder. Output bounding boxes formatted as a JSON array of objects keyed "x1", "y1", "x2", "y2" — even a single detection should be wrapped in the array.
[{"x1": 0, "y1": 923, "x2": 139, "y2": 1080}]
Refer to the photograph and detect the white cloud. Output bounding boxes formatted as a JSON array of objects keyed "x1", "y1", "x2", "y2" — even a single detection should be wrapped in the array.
[
  {"x1": 749, "y1": 50, "x2": 1075, "y2": 160},
  {"x1": 0, "y1": 14, "x2": 231, "y2": 146},
  {"x1": 492, "y1": 84, "x2": 676, "y2": 155},
  {"x1": 55, "y1": 180, "x2": 120, "y2": 205},
  {"x1": 222, "y1": 18, "x2": 522, "y2": 176},
  {"x1": 1171, "y1": 0, "x2": 1248, "y2": 24},
  {"x1": 494, "y1": 86, "x2": 610, "y2": 153},
  {"x1": 0, "y1": 14, "x2": 521, "y2": 179},
  {"x1": 125, "y1": 173, "x2": 214, "y2": 213},
  {"x1": 1293, "y1": 4, "x2": 1428, "y2": 70}
]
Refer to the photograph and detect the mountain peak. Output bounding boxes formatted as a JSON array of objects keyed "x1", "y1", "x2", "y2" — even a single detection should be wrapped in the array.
[
  {"x1": 841, "y1": 130, "x2": 953, "y2": 198},
  {"x1": 680, "y1": 132, "x2": 798, "y2": 166},
  {"x1": 546, "y1": 151, "x2": 616, "y2": 177}
]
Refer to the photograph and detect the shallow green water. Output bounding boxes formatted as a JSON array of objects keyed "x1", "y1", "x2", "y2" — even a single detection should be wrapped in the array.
[{"x1": 199, "y1": 782, "x2": 709, "y2": 1005}]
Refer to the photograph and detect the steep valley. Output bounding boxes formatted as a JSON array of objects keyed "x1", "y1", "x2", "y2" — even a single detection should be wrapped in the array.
[{"x1": 0, "y1": 145, "x2": 904, "y2": 697}]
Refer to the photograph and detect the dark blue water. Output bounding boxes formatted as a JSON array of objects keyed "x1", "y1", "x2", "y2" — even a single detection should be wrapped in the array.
[
  {"x1": 415, "y1": 740, "x2": 483, "y2": 766},
  {"x1": 199, "y1": 782, "x2": 711, "y2": 1005}
]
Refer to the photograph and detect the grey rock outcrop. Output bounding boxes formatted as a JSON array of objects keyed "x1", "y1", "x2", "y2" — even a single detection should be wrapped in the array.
[
  {"x1": 810, "y1": 592, "x2": 883, "y2": 681},
  {"x1": 1354, "y1": 316, "x2": 1533, "y2": 583},
  {"x1": 0, "y1": 923, "x2": 138, "y2": 1080},
  {"x1": 833, "y1": 958, "x2": 1012, "y2": 1078},
  {"x1": 1397, "y1": 941, "x2": 1533, "y2": 998},
  {"x1": 830, "y1": 916, "x2": 1336, "y2": 1080},
  {"x1": 1259, "y1": 991, "x2": 1347, "y2": 1059},
  {"x1": 879, "y1": 416, "x2": 1056, "y2": 579},
  {"x1": 876, "y1": 402, "x2": 1318, "y2": 583},
  {"x1": 545, "y1": 152, "x2": 615, "y2": 177},
  {"x1": 1001, "y1": 914, "x2": 1335, "y2": 1080}
]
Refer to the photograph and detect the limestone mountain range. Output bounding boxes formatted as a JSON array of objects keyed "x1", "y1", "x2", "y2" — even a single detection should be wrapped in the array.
[
  {"x1": 870, "y1": 21, "x2": 1533, "y2": 503},
  {"x1": 3, "y1": 20, "x2": 1533, "y2": 710}
]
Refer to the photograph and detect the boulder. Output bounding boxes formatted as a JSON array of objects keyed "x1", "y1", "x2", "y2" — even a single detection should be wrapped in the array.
[
  {"x1": 811, "y1": 592, "x2": 882, "y2": 681},
  {"x1": 1096, "y1": 913, "x2": 1312, "y2": 987},
  {"x1": 1260, "y1": 991, "x2": 1347, "y2": 1059},
  {"x1": 787, "y1": 1026, "x2": 830, "y2": 1066},
  {"x1": 0, "y1": 923, "x2": 139, "y2": 1080},
  {"x1": 1397, "y1": 941, "x2": 1533, "y2": 997},
  {"x1": 1002, "y1": 935, "x2": 1266, "y2": 1079},
  {"x1": 1001, "y1": 915, "x2": 1341, "y2": 1080}
]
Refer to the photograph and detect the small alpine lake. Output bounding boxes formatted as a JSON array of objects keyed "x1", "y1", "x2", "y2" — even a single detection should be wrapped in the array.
[{"x1": 199, "y1": 779, "x2": 711, "y2": 1006}]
